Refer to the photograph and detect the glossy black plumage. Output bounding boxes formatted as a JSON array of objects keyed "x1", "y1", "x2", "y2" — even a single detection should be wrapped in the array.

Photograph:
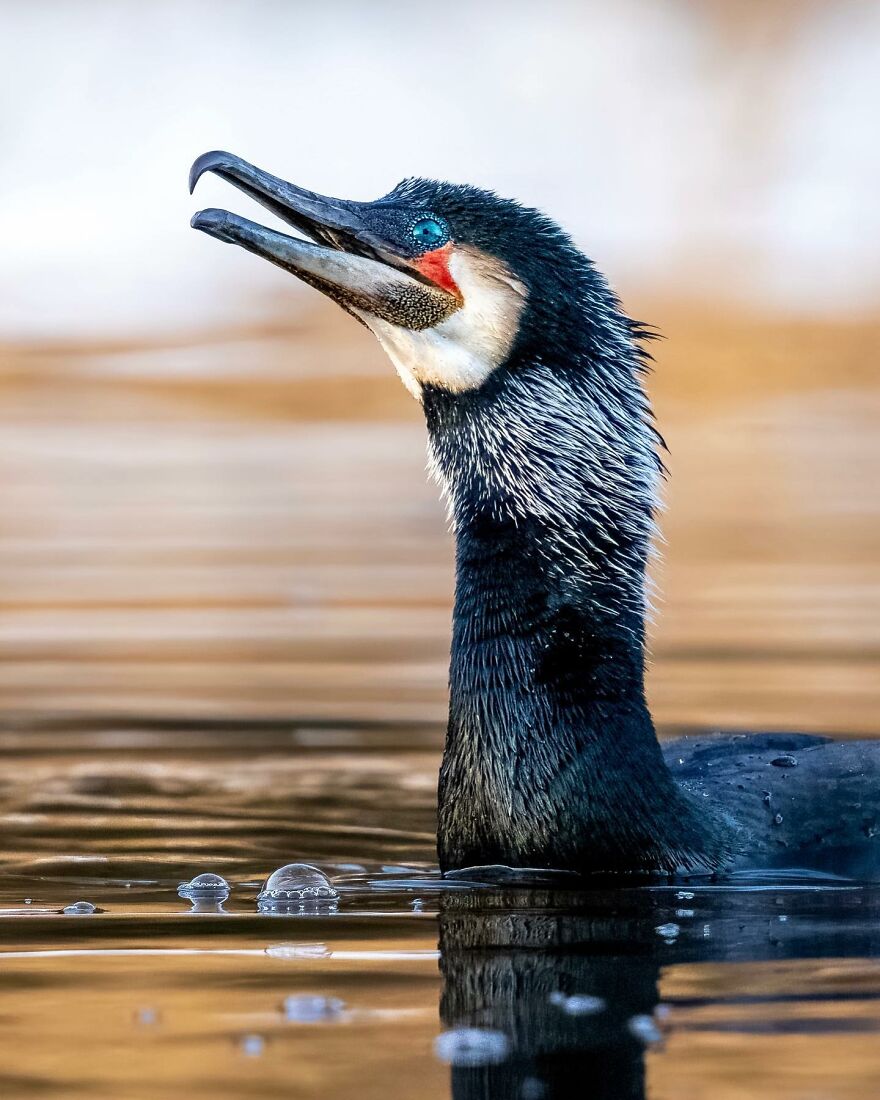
[
  {"x1": 410, "y1": 186, "x2": 879, "y2": 879},
  {"x1": 667, "y1": 733, "x2": 880, "y2": 876}
]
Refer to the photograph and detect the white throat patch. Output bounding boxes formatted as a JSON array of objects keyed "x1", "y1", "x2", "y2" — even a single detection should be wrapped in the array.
[{"x1": 355, "y1": 245, "x2": 528, "y2": 399}]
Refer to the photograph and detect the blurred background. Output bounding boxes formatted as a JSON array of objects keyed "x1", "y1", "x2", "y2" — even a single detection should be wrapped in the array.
[{"x1": 0, "y1": 0, "x2": 877, "y2": 735}]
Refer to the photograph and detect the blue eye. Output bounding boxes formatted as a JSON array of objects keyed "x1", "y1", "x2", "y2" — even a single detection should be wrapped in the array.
[{"x1": 411, "y1": 217, "x2": 447, "y2": 247}]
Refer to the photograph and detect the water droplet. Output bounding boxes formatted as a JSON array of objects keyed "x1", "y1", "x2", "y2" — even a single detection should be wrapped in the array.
[
  {"x1": 773, "y1": 813, "x2": 784, "y2": 826},
  {"x1": 282, "y1": 994, "x2": 345, "y2": 1023},
  {"x1": 265, "y1": 942, "x2": 330, "y2": 960},
  {"x1": 257, "y1": 864, "x2": 338, "y2": 913},
  {"x1": 135, "y1": 1007, "x2": 159, "y2": 1026},
  {"x1": 62, "y1": 900, "x2": 97, "y2": 916},
  {"x1": 434, "y1": 1028, "x2": 510, "y2": 1067},
  {"x1": 23, "y1": 898, "x2": 32, "y2": 905},
  {"x1": 240, "y1": 1034, "x2": 264, "y2": 1057},
  {"x1": 177, "y1": 872, "x2": 230, "y2": 901},
  {"x1": 628, "y1": 1014, "x2": 663, "y2": 1044},
  {"x1": 654, "y1": 922, "x2": 680, "y2": 939},
  {"x1": 547, "y1": 992, "x2": 606, "y2": 1016},
  {"x1": 778, "y1": 914, "x2": 788, "y2": 922},
  {"x1": 771, "y1": 755, "x2": 798, "y2": 768},
  {"x1": 411, "y1": 898, "x2": 425, "y2": 912},
  {"x1": 675, "y1": 891, "x2": 694, "y2": 900},
  {"x1": 675, "y1": 908, "x2": 695, "y2": 919}
]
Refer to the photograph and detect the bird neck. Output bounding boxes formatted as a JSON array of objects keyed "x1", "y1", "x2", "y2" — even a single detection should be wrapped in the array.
[{"x1": 423, "y1": 350, "x2": 721, "y2": 874}]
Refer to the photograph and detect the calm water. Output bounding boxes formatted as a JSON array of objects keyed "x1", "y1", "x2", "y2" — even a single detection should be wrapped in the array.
[
  {"x1": 3, "y1": 723, "x2": 880, "y2": 1099},
  {"x1": 0, "y1": 311, "x2": 878, "y2": 1096}
]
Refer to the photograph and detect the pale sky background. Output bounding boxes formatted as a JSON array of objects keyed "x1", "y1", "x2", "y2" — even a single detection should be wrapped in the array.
[{"x1": 1, "y1": 0, "x2": 878, "y2": 340}]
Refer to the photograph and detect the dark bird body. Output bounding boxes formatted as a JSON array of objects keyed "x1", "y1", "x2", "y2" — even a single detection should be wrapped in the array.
[
  {"x1": 667, "y1": 732, "x2": 880, "y2": 877},
  {"x1": 189, "y1": 151, "x2": 880, "y2": 880}
]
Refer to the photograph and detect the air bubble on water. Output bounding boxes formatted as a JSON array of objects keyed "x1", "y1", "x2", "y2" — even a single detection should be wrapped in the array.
[
  {"x1": 411, "y1": 898, "x2": 425, "y2": 912},
  {"x1": 240, "y1": 1034, "x2": 265, "y2": 1057},
  {"x1": 773, "y1": 813, "x2": 784, "y2": 826},
  {"x1": 62, "y1": 900, "x2": 97, "y2": 915},
  {"x1": 265, "y1": 942, "x2": 330, "y2": 960},
  {"x1": 177, "y1": 872, "x2": 230, "y2": 901},
  {"x1": 434, "y1": 1028, "x2": 510, "y2": 1067},
  {"x1": 675, "y1": 908, "x2": 695, "y2": 919},
  {"x1": 24, "y1": 898, "x2": 32, "y2": 905},
  {"x1": 282, "y1": 994, "x2": 345, "y2": 1023},
  {"x1": 675, "y1": 891, "x2": 694, "y2": 900},
  {"x1": 654, "y1": 922, "x2": 680, "y2": 939},
  {"x1": 257, "y1": 864, "x2": 338, "y2": 913},
  {"x1": 628, "y1": 1014, "x2": 663, "y2": 1045}
]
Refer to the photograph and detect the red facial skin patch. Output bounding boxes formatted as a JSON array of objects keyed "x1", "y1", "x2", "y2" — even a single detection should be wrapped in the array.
[{"x1": 413, "y1": 243, "x2": 461, "y2": 298}]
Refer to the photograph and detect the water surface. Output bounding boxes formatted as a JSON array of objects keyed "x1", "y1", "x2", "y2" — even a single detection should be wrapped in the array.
[
  {"x1": 0, "y1": 310, "x2": 878, "y2": 1096},
  {"x1": 1, "y1": 722, "x2": 880, "y2": 1098}
]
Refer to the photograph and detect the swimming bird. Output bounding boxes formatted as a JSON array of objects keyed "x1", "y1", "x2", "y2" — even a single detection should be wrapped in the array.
[{"x1": 190, "y1": 152, "x2": 879, "y2": 879}]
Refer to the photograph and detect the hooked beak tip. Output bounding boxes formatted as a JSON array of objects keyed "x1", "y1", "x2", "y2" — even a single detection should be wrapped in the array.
[{"x1": 189, "y1": 150, "x2": 236, "y2": 195}]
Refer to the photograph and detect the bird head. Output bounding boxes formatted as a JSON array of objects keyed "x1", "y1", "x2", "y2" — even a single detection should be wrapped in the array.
[{"x1": 190, "y1": 152, "x2": 598, "y2": 401}]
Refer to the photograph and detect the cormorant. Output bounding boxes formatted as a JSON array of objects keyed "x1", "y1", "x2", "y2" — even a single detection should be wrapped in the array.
[{"x1": 189, "y1": 151, "x2": 879, "y2": 879}]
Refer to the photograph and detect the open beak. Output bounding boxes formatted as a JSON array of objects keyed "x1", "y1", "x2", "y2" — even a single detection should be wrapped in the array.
[{"x1": 189, "y1": 151, "x2": 459, "y2": 330}]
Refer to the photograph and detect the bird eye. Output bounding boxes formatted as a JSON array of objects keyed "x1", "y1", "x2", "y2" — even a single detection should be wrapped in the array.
[{"x1": 411, "y1": 217, "x2": 447, "y2": 247}]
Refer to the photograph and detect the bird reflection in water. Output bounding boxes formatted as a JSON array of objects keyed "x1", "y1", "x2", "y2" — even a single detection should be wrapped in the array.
[
  {"x1": 436, "y1": 882, "x2": 880, "y2": 1100},
  {"x1": 438, "y1": 889, "x2": 663, "y2": 1100}
]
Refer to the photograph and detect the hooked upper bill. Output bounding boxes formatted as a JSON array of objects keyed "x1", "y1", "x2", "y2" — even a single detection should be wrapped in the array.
[{"x1": 189, "y1": 150, "x2": 461, "y2": 330}]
